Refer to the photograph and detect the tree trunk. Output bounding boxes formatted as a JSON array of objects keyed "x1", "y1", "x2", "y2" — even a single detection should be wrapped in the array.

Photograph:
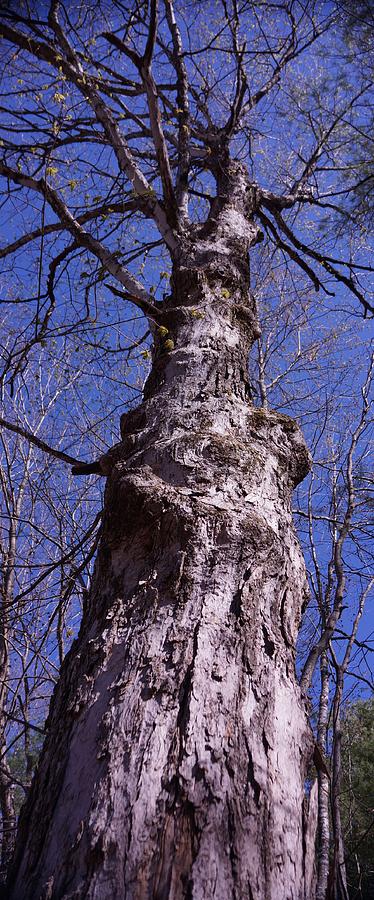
[
  {"x1": 0, "y1": 629, "x2": 13, "y2": 884},
  {"x1": 331, "y1": 683, "x2": 349, "y2": 900},
  {"x1": 6, "y1": 163, "x2": 316, "y2": 900},
  {"x1": 0, "y1": 749, "x2": 16, "y2": 886},
  {"x1": 316, "y1": 653, "x2": 330, "y2": 900},
  {"x1": 0, "y1": 491, "x2": 21, "y2": 883}
]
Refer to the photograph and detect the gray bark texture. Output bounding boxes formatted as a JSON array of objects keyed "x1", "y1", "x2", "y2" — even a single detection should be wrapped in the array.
[{"x1": 6, "y1": 163, "x2": 316, "y2": 899}]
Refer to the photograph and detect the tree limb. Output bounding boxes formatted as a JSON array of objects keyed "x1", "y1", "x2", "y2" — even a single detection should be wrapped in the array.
[
  {"x1": 0, "y1": 20, "x2": 179, "y2": 251},
  {"x1": 0, "y1": 417, "x2": 84, "y2": 467},
  {"x1": 0, "y1": 162, "x2": 155, "y2": 314}
]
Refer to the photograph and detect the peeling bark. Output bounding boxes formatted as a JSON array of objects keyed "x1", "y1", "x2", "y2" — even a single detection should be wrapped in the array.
[{"x1": 6, "y1": 163, "x2": 315, "y2": 900}]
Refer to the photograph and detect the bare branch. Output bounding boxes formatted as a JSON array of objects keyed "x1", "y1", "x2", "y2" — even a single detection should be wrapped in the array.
[
  {"x1": 0, "y1": 162, "x2": 155, "y2": 314},
  {"x1": 0, "y1": 417, "x2": 84, "y2": 468},
  {"x1": 164, "y1": 0, "x2": 191, "y2": 222},
  {"x1": 258, "y1": 209, "x2": 332, "y2": 296},
  {"x1": 300, "y1": 354, "x2": 374, "y2": 692},
  {"x1": 103, "y1": 3, "x2": 177, "y2": 225},
  {"x1": 0, "y1": 200, "x2": 138, "y2": 260},
  {"x1": 269, "y1": 209, "x2": 373, "y2": 315},
  {"x1": 0, "y1": 20, "x2": 178, "y2": 250}
]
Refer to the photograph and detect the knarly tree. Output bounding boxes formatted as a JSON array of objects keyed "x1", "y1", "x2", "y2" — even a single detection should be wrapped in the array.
[{"x1": 0, "y1": 1, "x2": 372, "y2": 897}]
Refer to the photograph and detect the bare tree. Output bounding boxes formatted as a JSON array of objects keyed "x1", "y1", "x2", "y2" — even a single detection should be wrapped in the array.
[
  {"x1": 0, "y1": 2, "x2": 372, "y2": 897},
  {"x1": 294, "y1": 355, "x2": 373, "y2": 899},
  {"x1": 0, "y1": 347, "x2": 103, "y2": 884}
]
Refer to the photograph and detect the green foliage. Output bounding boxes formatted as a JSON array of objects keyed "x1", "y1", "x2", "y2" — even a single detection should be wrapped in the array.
[
  {"x1": 8, "y1": 731, "x2": 44, "y2": 815},
  {"x1": 341, "y1": 697, "x2": 374, "y2": 899}
]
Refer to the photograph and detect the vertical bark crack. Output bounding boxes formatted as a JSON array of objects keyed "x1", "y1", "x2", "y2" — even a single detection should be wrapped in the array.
[
  {"x1": 245, "y1": 741, "x2": 261, "y2": 808},
  {"x1": 230, "y1": 568, "x2": 251, "y2": 619},
  {"x1": 262, "y1": 730, "x2": 270, "y2": 756},
  {"x1": 280, "y1": 588, "x2": 292, "y2": 648},
  {"x1": 177, "y1": 619, "x2": 200, "y2": 752},
  {"x1": 227, "y1": 801, "x2": 239, "y2": 898},
  {"x1": 262, "y1": 623, "x2": 275, "y2": 658}
]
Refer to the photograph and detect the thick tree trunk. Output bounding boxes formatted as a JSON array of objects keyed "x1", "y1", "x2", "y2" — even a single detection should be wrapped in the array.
[{"x1": 6, "y1": 164, "x2": 316, "y2": 900}]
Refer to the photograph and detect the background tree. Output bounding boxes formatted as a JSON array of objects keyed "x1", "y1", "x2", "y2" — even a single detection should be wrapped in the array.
[
  {"x1": 297, "y1": 356, "x2": 373, "y2": 900},
  {"x1": 340, "y1": 697, "x2": 374, "y2": 900},
  {"x1": 0, "y1": 343, "x2": 104, "y2": 882},
  {"x1": 0, "y1": 1, "x2": 373, "y2": 898}
]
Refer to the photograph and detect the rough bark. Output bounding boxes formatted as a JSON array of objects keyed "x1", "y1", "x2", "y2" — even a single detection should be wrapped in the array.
[{"x1": 6, "y1": 163, "x2": 315, "y2": 900}]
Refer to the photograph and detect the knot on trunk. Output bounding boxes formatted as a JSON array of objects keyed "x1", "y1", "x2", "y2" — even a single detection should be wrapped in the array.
[{"x1": 248, "y1": 408, "x2": 312, "y2": 488}]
